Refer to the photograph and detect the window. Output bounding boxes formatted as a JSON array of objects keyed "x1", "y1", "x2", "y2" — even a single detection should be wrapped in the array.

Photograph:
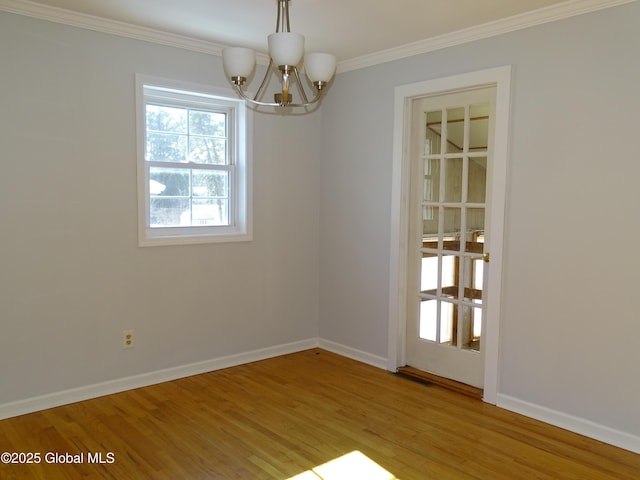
[{"x1": 136, "y1": 76, "x2": 251, "y2": 246}]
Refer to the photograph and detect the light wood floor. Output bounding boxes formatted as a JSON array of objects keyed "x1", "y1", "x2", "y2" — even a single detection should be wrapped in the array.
[{"x1": 1, "y1": 348, "x2": 638, "y2": 479}]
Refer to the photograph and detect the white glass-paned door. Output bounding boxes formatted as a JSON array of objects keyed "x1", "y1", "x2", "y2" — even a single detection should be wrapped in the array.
[{"x1": 406, "y1": 86, "x2": 496, "y2": 388}]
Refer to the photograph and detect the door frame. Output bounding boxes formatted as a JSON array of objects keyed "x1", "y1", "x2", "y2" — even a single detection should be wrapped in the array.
[{"x1": 387, "y1": 66, "x2": 512, "y2": 404}]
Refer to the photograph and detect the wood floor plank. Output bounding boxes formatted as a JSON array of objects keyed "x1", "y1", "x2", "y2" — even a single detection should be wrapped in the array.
[{"x1": 1, "y1": 348, "x2": 638, "y2": 479}]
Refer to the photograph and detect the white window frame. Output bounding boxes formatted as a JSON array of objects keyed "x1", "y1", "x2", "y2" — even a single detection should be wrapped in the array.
[{"x1": 136, "y1": 74, "x2": 252, "y2": 246}]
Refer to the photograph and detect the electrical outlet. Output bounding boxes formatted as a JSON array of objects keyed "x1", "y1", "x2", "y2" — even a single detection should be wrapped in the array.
[{"x1": 123, "y1": 330, "x2": 134, "y2": 349}]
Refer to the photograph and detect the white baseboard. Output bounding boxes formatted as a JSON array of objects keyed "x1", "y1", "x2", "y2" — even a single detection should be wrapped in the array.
[
  {"x1": 0, "y1": 338, "x2": 319, "y2": 421},
  {"x1": 6, "y1": 340, "x2": 636, "y2": 456},
  {"x1": 318, "y1": 339, "x2": 388, "y2": 370},
  {"x1": 497, "y1": 393, "x2": 640, "y2": 454}
]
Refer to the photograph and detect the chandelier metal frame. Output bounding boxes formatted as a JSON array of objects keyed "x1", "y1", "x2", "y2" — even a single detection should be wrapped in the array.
[{"x1": 222, "y1": 0, "x2": 336, "y2": 109}]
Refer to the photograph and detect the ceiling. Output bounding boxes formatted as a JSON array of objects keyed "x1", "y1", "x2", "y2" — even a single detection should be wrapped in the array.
[{"x1": 9, "y1": 0, "x2": 577, "y2": 63}]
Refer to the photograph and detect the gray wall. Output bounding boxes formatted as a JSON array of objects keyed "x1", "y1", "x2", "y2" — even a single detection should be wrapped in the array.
[
  {"x1": 0, "y1": 13, "x2": 321, "y2": 403},
  {"x1": 319, "y1": 2, "x2": 640, "y2": 437}
]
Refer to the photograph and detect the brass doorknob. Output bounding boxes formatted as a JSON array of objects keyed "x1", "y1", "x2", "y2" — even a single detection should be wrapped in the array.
[{"x1": 483, "y1": 252, "x2": 490, "y2": 263}]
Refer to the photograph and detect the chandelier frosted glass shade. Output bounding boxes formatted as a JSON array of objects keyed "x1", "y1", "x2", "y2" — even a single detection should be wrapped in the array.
[
  {"x1": 221, "y1": 0, "x2": 335, "y2": 109},
  {"x1": 222, "y1": 47, "x2": 256, "y2": 79},
  {"x1": 304, "y1": 53, "x2": 337, "y2": 83},
  {"x1": 268, "y1": 33, "x2": 305, "y2": 67}
]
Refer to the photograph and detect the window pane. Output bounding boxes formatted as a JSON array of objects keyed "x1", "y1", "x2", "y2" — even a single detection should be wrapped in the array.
[
  {"x1": 189, "y1": 137, "x2": 226, "y2": 164},
  {"x1": 146, "y1": 132, "x2": 188, "y2": 163},
  {"x1": 191, "y1": 199, "x2": 229, "y2": 226},
  {"x1": 150, "y1": 167, "x2": 190, "y2": 196},
  {"x1": 193, "y1": 170, "x2": 229, "y2": 226},
  {"x1": 149, "y1": 167, "x2": 189, "y2": 226},
  {"x1": 150, "y1": 197, "x2": 189, "y2": 227},
  {"x1": 149, "y1": 168, "x2": 230, "y2": 228},
  {"x1": 189, "y1": 110, "x2": 226, "y2": 136},
  {"x1": 192, "y1": 170, "x2": 228, "y2": 198},
  {"x1": 146, "y1": 104, "x2": 187, "y2": 133}
]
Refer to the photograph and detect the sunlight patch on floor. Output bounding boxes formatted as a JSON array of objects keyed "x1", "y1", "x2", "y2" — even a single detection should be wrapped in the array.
[{"x1": 287, "y1": 451, "x2": 399, "y2": 480}]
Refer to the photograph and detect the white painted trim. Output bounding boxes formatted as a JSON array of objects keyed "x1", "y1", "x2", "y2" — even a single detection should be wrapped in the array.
[
  {"x1": 3, "y1": 335, "x2": 638, "y2": 454},
  {"x1": 388, "y1": 66, "x2": 512, "y2": 405},
  {"x1": 0, "y1": 0, "x2": 222, "y2": 55},
  {"x1": 338, "y1": 0, "x2": 638, "y2": 72},
  {"x1": 318, "y1": 339, "x2": 388, "y2": 370},
  {"x1": 0, "y1": 0, "x2": 634, "y2": 72},
  {"x1": 0, "y1": 0, "x2": 270, "y2": 65},
  {"x1": 387, "y1": 87, "x2": 412, "y2": 373},
  {"x1": 497, "y1": 394, "x2": 640, "y2": 454},
  {"x1": 482, "y1": 68, "x2": 512, "y2": 405},
  {"x1": 0, "y1": 338, "x2": 318, "y2": 421}
]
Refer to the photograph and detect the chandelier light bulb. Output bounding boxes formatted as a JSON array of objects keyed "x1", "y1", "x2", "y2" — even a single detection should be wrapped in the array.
[
  {"x1": 304, "y1": 53, "x2": 337, "y2": 83},
  {"x1": 223, "y1": 0, "x2": 335, "y2": 109},
  {"x1": 222, "y1": 47, "x2": 256, "y2": 80},
  {"x1": 268, "y1": 33, "x2": 305, "y2": 67}
]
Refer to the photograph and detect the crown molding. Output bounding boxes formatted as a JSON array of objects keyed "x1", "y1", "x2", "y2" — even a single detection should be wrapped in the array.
[
  {"x1": 0, "y1": 0, "x2": 227, "y2": 55},
  {"x1": 0, "y1": 0, "x2": 273, "y2": 64},
  {"x1": 337, "y1": 0, "x2": 638, "y2": 73},
  {"x1": 1, "y1": 0, "x2": 636, "y2": 72}
]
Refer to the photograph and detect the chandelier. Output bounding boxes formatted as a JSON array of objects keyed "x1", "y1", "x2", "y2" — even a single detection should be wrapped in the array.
[{"x1": 222, "y1": 0, "x2": 336, "y2": 109}]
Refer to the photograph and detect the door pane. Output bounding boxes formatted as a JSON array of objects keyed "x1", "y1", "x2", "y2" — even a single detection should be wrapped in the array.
[
  {"x1": 473, "y1": 258, "x2": 484, "y2": 292},
  {"x1": 468, "y1": 157, "x2": 487, "y2": 203},
  {"x1": 425, "y1": 111, "x2": 442, "y2": 155},
  {"x1": 441, "y1": 255, "x2": 458, "y2": 300},
  {"x1": 446, "y1": 107, "x2": 465, "y2": 153},
  {"x1": 461, "y1": 305, "x2": 482, "y2": 351},
  {"x1": 440, "y1": 301, "x2": 454, "y2": 345},
  {"x1": 469, "y1": 104, "x2": 489, "y2": 151},
  {"x1": 420, "y1": 255, "x2": 438, "y2": 292},
  {"x1": 442, "y1": 208, "x2": 461, "y2": 239},
  {"x1": 444, "y1": 158, "x2": 463, "y2": 203},
  {"x1": 470, "y1": 257, "x2": 485, "y2": 308},
  {"x1": 465, "y1": 208, "x2": 485, "y2": 254},
  {"x1": 423, "y1": 207, "x2": 439, "y2": 236},
  {"x1": 419, "y1": 299, "x2": 437, "y2": 341},
  {"x1": 461, "y1": 257, "x2": 482, "y2": 303},
  {"x1": 423, "y1": 158, "x2": 440, "y2": 203}
]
